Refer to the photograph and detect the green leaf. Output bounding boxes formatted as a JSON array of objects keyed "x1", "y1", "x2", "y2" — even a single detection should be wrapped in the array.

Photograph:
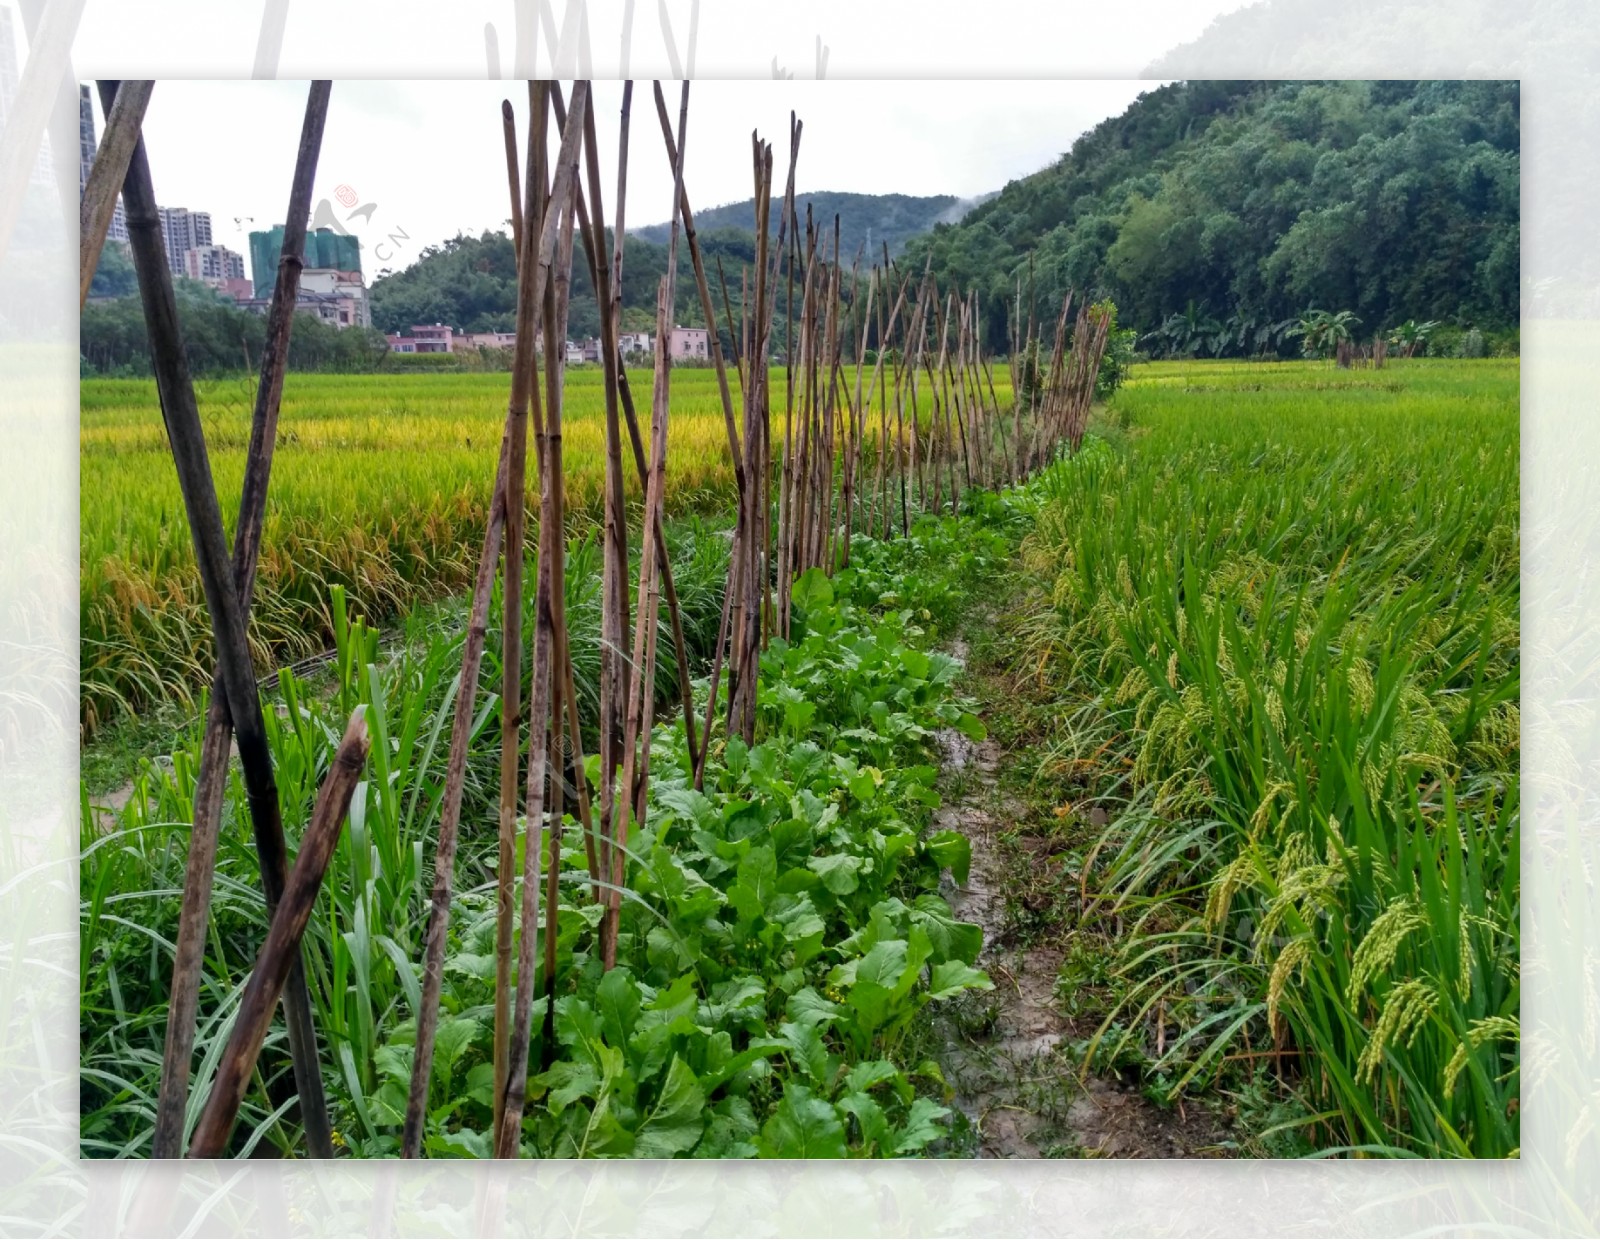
[
  {"x1": 925, "y1": 830, "x2": 972, "y2": 886},
  {"x1": 699, "y1": 1037, "x2": 790, "y2": 1092},
  {"x1": 843, "y1": 1059, "x2": 903, "y2": 1094},
  {"x1": 444, "y1": 951, "x2": 497, "y2": 981},
  {"x1": 756, "y1": 1084, "x2": 847, "y2": 1158},
  {"x1": 655, "y1": 784, "x2": 715, "y2": 828},
  {"x1": 855, "y1": 938, "x2": 911, "y2": 989},
  {"x1": 786, "y1": 987, "x2": 842, "y2": 1028},
  {"x1": 792, "y1": 567, "x2": 835, "y2": 611},
  {"x1": 928, "y1": 959, "x2": 994, "y2": 1001},
  {"x1": 728, "y1": 844, "x2": 779, "y2": 923},
  {"x1": 848, "y1": 768, "x2": 880, "y2": 803},
  {"x1": 596, "y1": 966, "x2": 643, "y2": 1048},
  {"x1": 839, "y1": 1091, "x2": 890, "y2": 1153},
  {"x1": 702, "y1": 976, "x2": 766, "y2": 1027},
  {"x1": 555, "y1": 996, "x2": 607, "y2": 1067},
  {"x1": 466, "y1": 1061, "x2": 497, "y2": 1109},
  {"x1": 892, "y1": 1097, "x2": 951, "y2": 1154},
  {"x1": 911, "y1": 894, "x2": 983, "y2": 965},
  {"x1": 955, "y1": 711, "x2": 987, "y2": 742},
  {"x1": 533, "y1": 1059, "x2": 602, "y2": 1114},
  {"x1": 632, "y1": 1056, "x2": 707, "y2": 1158},
  {"x1": 697, "y1": 1096, "x2": 760, "y2": 1159},
  {"x1": 426, "y1": 1128, "x2": 491, "y2": 1159},
  {"x1": 434, "y1": 1016, "x2": 480, "y2": 1076},
  {"x1": 778, "y1": 1020, "x2": 831, "y2": 1084},
  {"x1": 808, "y1": 852, "x2": 864, "y2": 895}
]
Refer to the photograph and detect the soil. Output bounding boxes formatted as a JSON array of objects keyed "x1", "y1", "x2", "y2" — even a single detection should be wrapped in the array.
[{"x1": 932, "y1": 639, "x2": 1233, "y2": 1159}]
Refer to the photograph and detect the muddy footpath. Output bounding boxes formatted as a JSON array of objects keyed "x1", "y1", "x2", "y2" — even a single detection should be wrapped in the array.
[{"x1": 931, "y1": 639, "x2": 1231, "y2": 1159}]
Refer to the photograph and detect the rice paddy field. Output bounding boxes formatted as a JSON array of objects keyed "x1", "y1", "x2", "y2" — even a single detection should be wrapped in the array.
[
  {"x1": 80, "y1": 367, "x2": 999, "y2": 735},
  {"x1": 79, "y1": 356, "x2": 1519, "y2": 1160},
  {"x1": 997, "y1": 357, "x2": 1519, "y2": 1156}
]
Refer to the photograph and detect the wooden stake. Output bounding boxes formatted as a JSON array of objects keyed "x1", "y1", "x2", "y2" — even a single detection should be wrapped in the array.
[
  {"x1": 110, "y1": 78, "x2": 336, "y2": 1162},
  {"x1": 490, "y1": 84, "x2": 540, "y2": 1144},
  {"x1": 605, "y1": 79, "x2": 689, "y2": 971},
  {"x1": 495, "y1": 79, "x2": 591, "y2": 1158},
  {"x1": 186, "y1": 711, "x2": 370, "y2": 1158},
  {"x1": 78, "y1": 79, "x2": 153, "y2": 308}
]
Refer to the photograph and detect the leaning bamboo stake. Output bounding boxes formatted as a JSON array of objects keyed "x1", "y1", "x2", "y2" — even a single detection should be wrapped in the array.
[
  {"x1": 538, "y1": 118, "x2": 582, "y2": 1048},
  {"x1": 149, "y1": 79, "x2": 332, "y2": 1162},
  {"x1": 558, "y1": 85, "x2": 700, "y2": 785},
  {"x1": 578, "y1": 85, "x2": 626, "y2": 903},
  {"x1": 605, "y1": 79, "x2": 689, "y2": 971},
  {"x1": 651, "y1": 81, "x2": 744, "y2": 511},
  {"x1": 109, "y1": 78, "x2": 335, "y2": 1162},
  {"x1": 496, "y1": 78, "x2": 591, "y2": 1159},
  {"x1": 596, "y1": 85, "x2": 634, "y2": 913},
  {"x1": 842, "y1": 259, "x2": 873, "y2": 566},
  {"x1": 491, "y1": 84, "x2": 541, "y2": 1144},
  {"x1": 186, "y1": 710, "x2": 370, "y2": 1158},
  {"x1": 78, "y1": 79, "x2": 153, "y2": 308},
  {"x1": 734, "y1": 139, "x2": 777, "y2": 740},
  {"x1": 404, "y1": 454, "x2": 510, "y2": 1160},
  {"x1": 693, "y1": 526, "x2": 738, "y2": 790}
]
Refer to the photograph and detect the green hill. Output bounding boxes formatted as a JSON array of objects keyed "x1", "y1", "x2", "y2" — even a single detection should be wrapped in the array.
[{"x1": 901, "y1": 79, "x2": 1519, "y2": 353}]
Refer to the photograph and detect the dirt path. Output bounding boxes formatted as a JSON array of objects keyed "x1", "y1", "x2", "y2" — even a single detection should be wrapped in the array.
[{"x1": 932, "y1": 639, "x2": 1231, "y2": 1159}]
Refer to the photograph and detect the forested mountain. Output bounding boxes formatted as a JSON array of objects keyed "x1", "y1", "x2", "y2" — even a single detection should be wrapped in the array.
[
  {"x1": 1148, "y1": 0, "x2": 1578, "y2": 317},
  {"x1": 632, "y1": 191, "x2": 971, "y2": 261},
  {"x1": 900, "y1": 79, "x2": 1519, "y2": 353}
]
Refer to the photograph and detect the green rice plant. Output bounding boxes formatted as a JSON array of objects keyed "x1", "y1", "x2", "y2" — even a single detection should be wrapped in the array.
[{"x1": 1013, "y1": 358, "x2": 1519, "y2": 1157}]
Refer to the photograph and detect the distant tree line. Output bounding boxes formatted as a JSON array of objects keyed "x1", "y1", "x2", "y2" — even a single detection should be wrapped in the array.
[{"x1": 81, "y1": 278, "x2": 392, "y2": 376}]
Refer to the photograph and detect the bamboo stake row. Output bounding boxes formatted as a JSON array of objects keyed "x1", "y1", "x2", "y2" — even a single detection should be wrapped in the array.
[{"x1": 113, "y1": 75, "x2": 1119, "y2": 1164}]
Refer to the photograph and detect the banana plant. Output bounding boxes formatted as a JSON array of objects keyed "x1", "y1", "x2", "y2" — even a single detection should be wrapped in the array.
[{"x1": 1386, "y1": 319, "x2": 1438, "y2": 358}]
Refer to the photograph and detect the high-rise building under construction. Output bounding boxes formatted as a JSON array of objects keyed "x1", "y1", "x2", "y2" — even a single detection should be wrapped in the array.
[{"x1": 249, "y1": 226, "x2": 362, "y2": 296}]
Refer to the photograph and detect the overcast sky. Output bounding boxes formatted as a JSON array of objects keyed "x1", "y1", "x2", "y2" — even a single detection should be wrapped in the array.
[{"x1": 93, "y1": 80, "x2": 1161, "y2": 280}]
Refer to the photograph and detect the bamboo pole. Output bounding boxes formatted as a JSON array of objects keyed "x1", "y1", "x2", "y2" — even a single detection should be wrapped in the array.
[
  {"x1": 842, "y1": 258, "x2": 873, "y2": 566},
  {"x1": 186, "y1": 710, "x2": 370, "y2": 1158},
  {"x1": 693, "y1": 526, "x2": 738, "y2": 790},
  {"x1": 78, "y1": 79, "x2": 153, "y2": 309},
  {"x1": 496, "y1": 79, "x2": 591, "y2": 1158},
  {"x1": 605, "y1": 79, "x2": 689, "y2": 972},
  {"x1": 406, "y1": 80, "x2": 585, "y2": 1163},
  {"x1": 580, "y1": 84, "x2": 627, "y2": 904},
  {"x1": 596, "y1": 84, "x2": 633, "y2": 918},
  {"x1": 555, "y1": 85, "x2": 700, "y2": 789},
  {"x1": 539, "y1": 114, "x2": 582, "y2": 1048},
  {"x1": 109, "y1": 78, "x2": 336, "y2": 1162},
  {"x1": 490, "y1": 83, "x2": 541, "y2": 1145},
  {"x1": 734, "y1": 138, "x2": 775, "y2": 741},
  {"x1": 650, "y1": 81, "x2": 743, "y2": 512},
  {"x1": 148, "y1": 79, "x2": 332, "y2": 1162}
]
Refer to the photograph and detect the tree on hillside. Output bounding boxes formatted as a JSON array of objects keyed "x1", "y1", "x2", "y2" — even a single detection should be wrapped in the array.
[{"x1": 904, "y1": 79, "x2": 1519, "y2": 355}]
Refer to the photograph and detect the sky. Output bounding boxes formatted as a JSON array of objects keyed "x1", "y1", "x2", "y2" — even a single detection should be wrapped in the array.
[
  {"x1": 91, "y1": 79, "x2": 1162, "y2": 281},
  {"x1": 67, "y1": 0, "x2": 1249, "y2": 78}
]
